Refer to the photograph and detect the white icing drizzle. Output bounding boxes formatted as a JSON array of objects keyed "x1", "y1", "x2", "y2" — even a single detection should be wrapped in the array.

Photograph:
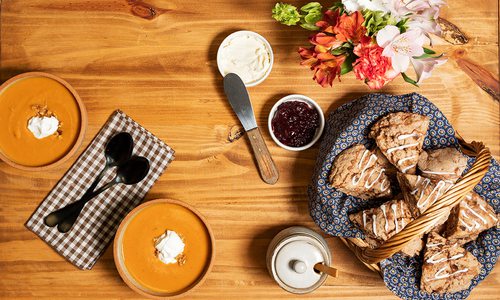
[
  {"x1": 426, "y1": 251, "x2": 464, "y2": 264},
  {"x1": 421, "y1": 170, "x2": 456, "y2": 176},
  {"x1": 459, "y1": 219, "x2": 474, "y2": 231},
  {"x1": 398, "y1": 133, "x2": 419, "y2": 140},
  {"x1": 362, "y1": 210, "x2": 367, "y2": 228},
  {"x1": 391, "y1": 203, "x2": 399, "y2": 233},
  {"x1": 412, "y1": 177, "x2": 453, "y2": 210},
  {"x1": 463, "y1": 202, "x2": 488, "y2": 225},
  {"x1": 465, "y1": 194, "x2": 473, "y2": 200},
  {"x1": 352, "y1": 151, "x2": 378, "y2": 186},
  {"x1": 427, "y1": 242, "x2": 443, "y2": 247},
  {"x1": 380, "y1": 179, "x2": 390, "y2": 192},
  {"x1": 387, "y1": 142, "x2": 420, "y2": 154},
  {"x1": 411, "y1": 176, "x2": 429, "y2": 198},
  {"x1": 429, "y1": 267, "x2": 469, "y2": 281},
  {"x1": 401, "y1": 164, "x2": 416, "y2": 174},
  {"x1": 357, "y1": 150, "x2": 369, "y2": 168},
  {"x1": 398, "y1": 155, "x2": 417, "y2": 165},
  {"x1": 365, "y1": 168, "x2": 386, "y2": 189},
  {"x1": 381, "y1": 204, "x2": 388, "y2": 231},
  {"x1": 479, "y1": 205, "x2": 498, "y2": 222},
  {"x1": 372, "y1": 214, "x2": 377, "y2": 236},
  {"x1": 400, "y1": 201, "x2": 406, "y2": 227},
  {"x1": 351, "y1": 149, "x2": 387, "y2": 191}
]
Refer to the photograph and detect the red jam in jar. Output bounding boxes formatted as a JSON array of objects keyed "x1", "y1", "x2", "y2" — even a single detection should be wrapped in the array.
[{"x1": 271, "y1": 100, "x2": 320, "y2": 148}]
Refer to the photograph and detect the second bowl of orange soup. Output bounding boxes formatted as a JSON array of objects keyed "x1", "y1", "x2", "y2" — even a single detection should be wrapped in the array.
[{"x1": 114, "y1": 199, "x2": 215, "y2": 299}]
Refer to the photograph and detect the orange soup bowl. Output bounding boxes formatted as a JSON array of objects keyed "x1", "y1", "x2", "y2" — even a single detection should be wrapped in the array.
[
  {"x1": 113, "y1": 199, "x2": 215, "y2": 299},
  {"x1": 0, "y1": 72, "x2": 87, "y2": 170}
]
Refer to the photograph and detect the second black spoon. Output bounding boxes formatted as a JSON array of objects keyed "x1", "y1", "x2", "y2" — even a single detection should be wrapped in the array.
[
  {"x1": 44, "y1": 132, "x2": 134, "y2": 228},
  {"x1": 46, "y1": 156, "x2": 150, "y2": 233}
]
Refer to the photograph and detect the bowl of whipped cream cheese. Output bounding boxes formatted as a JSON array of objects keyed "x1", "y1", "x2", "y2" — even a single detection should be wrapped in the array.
[
  {"x1": 217, "y1": 30, "x2": 274, "y2": 87},
  {"x1": 0, "y1": 72, "x2": 87, "y2": 170},
  {"x1": 114, "y1": 198, "x2": 215, "y2": 299}
]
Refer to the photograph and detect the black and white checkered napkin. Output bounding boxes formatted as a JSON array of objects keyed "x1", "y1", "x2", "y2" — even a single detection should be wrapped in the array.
[{"x1": 25, "y1": 110, "x2": 175, "y2": 270}]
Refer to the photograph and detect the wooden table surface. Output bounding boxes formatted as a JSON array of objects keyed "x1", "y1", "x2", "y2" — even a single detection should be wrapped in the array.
[{"x1": 0, "y1": 0, "x2": 498, "y2": 299}]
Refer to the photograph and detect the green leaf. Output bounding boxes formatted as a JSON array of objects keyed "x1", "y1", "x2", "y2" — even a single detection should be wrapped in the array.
[
  {"x1": 300, "y1": 23, "x2": 320, "y2": 30},
  {"x1": 272, "y1": 3, "x2": 301, "y2": 26},
  {"x1": 413, "y1": 52, "x2": 444, "y2": 59},
  {"x1": 340, "y1": 51, "x2": 355, "y2": 75},
  {"x1": 303, "y1": 10, "x2": 322, "y2": 24},
  {"x1": 300, "y1": 2, "x2": 322, "y2": 13},
  {"x1": 331, "y1": 47, "x2": 345, "y2": 56},
  {"x1": 402, "y1": 72, "x2": 419, "y2": 87},
  {"x1": 423, "y1": 47, "x2": 436, "y2": 55},
  {"x1": 329, "y1": 2, "x2": 345, "y2": 14},
  {"x1": 340, "y1": 60, "x2": 353, "y2": 75}
]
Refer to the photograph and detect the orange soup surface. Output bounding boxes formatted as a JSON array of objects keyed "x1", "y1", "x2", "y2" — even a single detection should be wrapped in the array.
[
  {"x1": 0, "y1": 76, "x2": 81, "y2": 167},
  {"x1": 122, "y1": 203, "x2": 212, "y2": 294}
]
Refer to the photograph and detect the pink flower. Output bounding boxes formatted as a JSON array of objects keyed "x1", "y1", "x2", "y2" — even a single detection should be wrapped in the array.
[
  {"x1": 376, "y1": 25, "x2": 425, "y2": 73},
  {"x1": 411, "y1": 56, "x2": 447, "y2": 83},
  {"x1": 353, "y1": 37, "x2": 399, "y2": 89}
]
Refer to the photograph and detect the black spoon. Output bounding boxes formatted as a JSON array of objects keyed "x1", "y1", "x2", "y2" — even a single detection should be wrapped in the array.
[
  {"x1": 45, "y1": 156, "x2": 150, "y2": 233},
  {"x1": 44, "y1": 132, "x2": 134, "y2": 228}
]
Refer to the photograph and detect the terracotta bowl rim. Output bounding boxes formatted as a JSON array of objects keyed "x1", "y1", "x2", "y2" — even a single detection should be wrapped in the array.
[
  {"x1": 0, "y1": 71, "x2": 87, "y2": 171},
  {"x1": 113, "y1": 198, "x2": 216, "y2": 299}
]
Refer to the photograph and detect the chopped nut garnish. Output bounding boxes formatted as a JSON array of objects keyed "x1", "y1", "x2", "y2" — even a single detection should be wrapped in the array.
[{"x1": 177, "y1": 254, "x2": 186, "y2": 266}]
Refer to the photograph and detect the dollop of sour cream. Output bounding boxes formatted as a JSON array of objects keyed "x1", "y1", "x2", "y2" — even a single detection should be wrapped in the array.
[
  {"x1": 154, "y1": 230, "x2": 185, "y2": 265},
  {"x1": 27, "y1": 116, "x2": 59, "y2": 139},
  {"x1": 219, "y1": 33, "x2": 271, "y2": 85}
]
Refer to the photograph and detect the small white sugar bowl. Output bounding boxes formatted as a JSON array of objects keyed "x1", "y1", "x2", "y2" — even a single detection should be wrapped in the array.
[{"x1": 266, "y1": 226, "x2": 338, "y2": 294}]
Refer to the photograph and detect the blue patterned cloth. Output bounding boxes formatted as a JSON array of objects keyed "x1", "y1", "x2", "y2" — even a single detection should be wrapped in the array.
[{"x1": 308, "y1": 93, "x2": 499, "y2": 300}]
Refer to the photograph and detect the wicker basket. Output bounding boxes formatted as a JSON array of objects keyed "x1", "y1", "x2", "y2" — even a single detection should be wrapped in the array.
[{"x1": 339, "y1": 133, "x2": 492, "y2": 275}]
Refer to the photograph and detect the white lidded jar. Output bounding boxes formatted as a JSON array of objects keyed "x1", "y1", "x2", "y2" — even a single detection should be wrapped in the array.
[{"x1": 266, "y1": 226, "x2": 335, "y2": 294}]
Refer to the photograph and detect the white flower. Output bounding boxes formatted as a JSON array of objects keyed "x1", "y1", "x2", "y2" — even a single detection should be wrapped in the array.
[
  {"x1": 376, "y1": 25, "x2": 425, "y2": 73},
  {"x1": 407, "y1": 7, "x2": 442, "y2": 36},
  {"x1": 404, "y1": 0, "x2": 445, "y2": 12},
  {"x1": 342, "y1": 0, "x2": 389, "y2": 13},
  {"x1": 342, "y1": 0, "x2": 361, "y2": 12},
  {"x1": 411, "y1": 56, "x2": 447, "y2": 83},
  {"x1": 382, "y1": 0, "x2": 411, "y2": 21}
]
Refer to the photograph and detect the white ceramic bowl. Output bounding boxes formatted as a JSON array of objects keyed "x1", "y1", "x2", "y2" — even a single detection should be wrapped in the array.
[
  {"x1": 268, "y1": 94, "x2": 325, "y2": 151},
  {"x1": 216, "y1": 30, "x2": 274, "y2": 87}
]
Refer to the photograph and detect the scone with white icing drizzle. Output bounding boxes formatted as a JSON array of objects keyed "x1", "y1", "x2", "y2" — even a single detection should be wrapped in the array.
[
  {"x1": 421, "y1": 232, "x2": 480, "y2": 294},
  {"x1": 444, "y1": 191, "x2": 498, "y2": 245},
  {"x1": 397, "y1": 173, "x2": 454, "y2": 216},
  {"x1": 329, "y1": 144, "x2": 392, "y2": 200},
  {"x1": 370, "y1": 112, "x2": 429, "y2": 175},
  {"x1": 418, "y1": 147, "x2": 468, "y2": 182},
  {"x1": 349, "y1": 199, "x2": 424, "y2": 256}
]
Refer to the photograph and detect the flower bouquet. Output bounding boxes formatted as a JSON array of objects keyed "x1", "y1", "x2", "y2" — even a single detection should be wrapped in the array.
[{"x1": 272, "y1": 1, "x2": 447, "y2": 89}]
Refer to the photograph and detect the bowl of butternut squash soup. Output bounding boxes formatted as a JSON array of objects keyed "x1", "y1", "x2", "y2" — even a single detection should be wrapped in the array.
[
  {"x1": 0, "y1": 72, "x2": 86, "y2": 170},
  {"x1": 114, "y1": 199, "x2": 215, "y2": 299}
]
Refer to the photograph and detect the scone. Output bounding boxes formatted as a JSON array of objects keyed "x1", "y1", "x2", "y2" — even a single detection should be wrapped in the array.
[
  {"x1": 349, "y1": 199, "x2": 424, "y2": 256},
  {"x1": 329, "y1": 144, "x2": 392, "y2": 200},
  {"x1": 421, "y1": 232, "x2": 481, "y2": 294},
  {"x1": 397, "y1": 173, "x2": 454, "y2": 216},
  {"x1": 445, "y1": 191, "x2": 498, "y2": 245},
  {"x1": 369, "y1": 112, "x2": 430, "y2": 174},
  {"x1": 418, "y1": 147, "x2": 468, "y2": 182}
]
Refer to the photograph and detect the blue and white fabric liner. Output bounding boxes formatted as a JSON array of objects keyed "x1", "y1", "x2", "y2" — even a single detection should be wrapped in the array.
[{"x1": 308, "y1": 93, "x2": 499, "y2": 300}]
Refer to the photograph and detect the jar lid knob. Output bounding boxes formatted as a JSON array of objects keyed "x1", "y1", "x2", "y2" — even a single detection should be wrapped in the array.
[{"x1": 292, "y1": 260, "x2": 307, "y2": 274}]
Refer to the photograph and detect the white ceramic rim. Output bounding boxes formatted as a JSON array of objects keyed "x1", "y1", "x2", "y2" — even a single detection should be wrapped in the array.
[
  {"x1": 267, "y1": 94, "x2": 325, "y2": 151},
  {"x1": 216, "y1": 30, "x2": 274, "y2": 87}
]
